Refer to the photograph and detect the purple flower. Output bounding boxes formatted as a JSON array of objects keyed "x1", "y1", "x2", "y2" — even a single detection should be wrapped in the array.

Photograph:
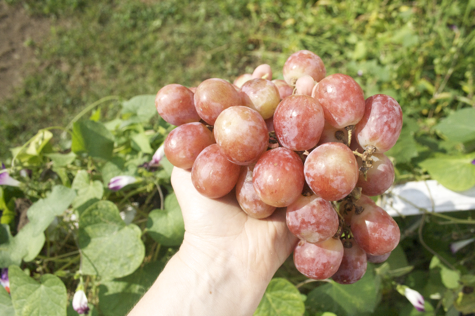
[
  {"x1": 471, "y1": 159, "x2": 475, "y2": 165},
  {"x1": 0, "y1": 164, "x2": 20, "y2": 187},
  {"x1": 72, "y1": 290, "x2": 90, "y2": 314},
  {"x1": 404, "y1": 287, "x2": 425, "y2": 312},
  {"x1": 149, "y1": 143, "x2": 165, "y2": 167},
  {"x1": 450, "y1": 238, "x2": 475, "y2": 254},
  {"x1": 108, "y1": 176, "x2": 137, "y2": 191},
  {"x1": 449, "y1": 24, "x2": 458, "y2": 31},
  {"x1": 0, "y1": 268, "x2": 9, "y2": 294}
]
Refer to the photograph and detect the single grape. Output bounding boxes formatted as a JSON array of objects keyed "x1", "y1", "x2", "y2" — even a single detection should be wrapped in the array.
[
  {"x1": 191, "y1": 144, "x2": 241, "y2": 199},
  {"x1": 233, "y1": 74, "x2": 253, "y2": 88},
  {"x1": 164, "y1": 122, "x2": 215, "y2": 170},
  {"x1": 155, "y1": 84, "x2": 201, "y2": 126},
  {"x1": 350, "y1": 195, "x2": 400, "y2": 256},
  {"x1": 332, "y1": 239, "x2": 367, "y2": 284},
  {"x1": 253, "y1": 147, "x2": 305, "y2": 207},
  {"x1": 214, "y1": 106, "x2": 268, "y2": 165},
  {"x1": 355, "y1": 94, "x2": 403, "y2": 153},
  {"x1": 357, "y1": 153, "x2": 395, "y2": 196},
  {"x1": 273, "y1": 95, "x2": 325, "y2": 151},
  {"x1": 194, "y1": 78, "x2": 242, "y2": 125},
  {"x1": 241, "y1": 79, "x2": 281, "y2": 119},
  {"x1": 304, "y1": 143, "x2": 359, "y2": 201},
  {"x1": 286, "y1": 195, "x2": 339, "y2": 243},
  {"x1": 272, "y1": 79, "x2": 293, "y2": 99},
  {"x1": 317, "y1": 121, "x2": 348, "y2": 146},
  {"x1": 252, "y1": 64, "x2": 272, "y2": 80},
  {"x1": 367, "y1": 252, "x2": 391, "y2": 264},
  {"x1": 312, "y1": 74, "x2": 365, "y2": 129},
  {"x1": 283, "y1": 50, "x2": 326, "y2": 86},
  {"x1": 295, "y1": 75, "x2": 315, "y2": 96},
  {"x1": 236, "y1": 165, "x2": 276, "y2": 219},
  {"x1": 293, "y1": 238, "x2": 344, "y2": 280}
]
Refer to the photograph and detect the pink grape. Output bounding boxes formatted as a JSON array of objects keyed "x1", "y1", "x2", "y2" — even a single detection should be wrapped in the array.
[
  {"x1": 293, "y1": 238, "x2": 344, "y2": 280},
  {"x1": 350, "y1": 195, "x2": 400, "y2": 256},
  {"x1": 357, "y1": 153, "x2": 395, "y2": 196},
  {"x1": 317, "y1": 121, "x2": 348, "y2": 146},
  {"x1": 194, "y1": 78, "x2": 242, "y2": 125},
  {"x1": 332, "y1": 239, "x2": 367, "y2": 284},
  {"x1": 164, "y1": 122, "x2": 215, "y2": 170},
  {"x1": 367, "y1": 252, "x2": 391, "y2": 264},
  {"x1": 252, "y1": 64, "x2": 272, "y2": 80},
  {"x1": 236, "y1": 165, "x2": 276, "y2": 219},
  {"x1": 272, "y1": 79, "x2": 293, "y2": 99},
  {"x1": 252, "y1": 147, "x2": 305, "y2": 207},
  {"x1": 241, "y1": 79, "x2": 281, "y2": 119},
  {"x1": 233, "y1": 74, "x2": 253, "y2": 88},
  {"x1": 312, "y1": 74, "x2": 365, "y2": 129},
  {"x1": 355, "y1": 94, "x2": 403, "y2": 153},
  {"x1": 273, "y1": 95, "x2": 325, "y2": 151},
  {"x1": 283, "y1": 50, "x2": 326, "y2": 86},
  {"x1": 295, "y1": 75, "x2": 315, "y2": 96},
  {"x1": 304, "y1": 143, "x2": 359, "y2": 201},
  {"x1": 214, "y1": 106, "x2": 268, "y2": 165},
  {"x1": 286, "y1": 195, "x2": 339, "y2": 243},
  {"x1": 155, "y1": 84, "x2": 201, "y2": 126}
]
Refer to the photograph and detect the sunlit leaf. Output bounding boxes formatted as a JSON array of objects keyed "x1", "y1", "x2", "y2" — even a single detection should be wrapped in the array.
[
  {"x1": 147, "y1": 193, "x2": 184, "y2": 246},
  {"x1": 435, "y1": 108, "x2": 475, "y2": 143},
  {"x1": 419, "y1": 154, "x2": 475, "y2": 191},
  {"x1": 72, "y1": 120, "x2": 114, "y2": 160},
  {"x1": 254, "y1": 278, "x2": 305, "y2": 316}
]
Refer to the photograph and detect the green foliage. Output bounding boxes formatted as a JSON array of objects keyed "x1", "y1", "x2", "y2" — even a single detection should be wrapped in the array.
[
  {"x1": 72, "y1": 120, "x2": 115, "y2": 160},
  {"x1": 0, "y1": 285, "x2": 14, "y2": 316},
  {"x1": 254, "y1": 278, "x2": 305, "y2": 316}
]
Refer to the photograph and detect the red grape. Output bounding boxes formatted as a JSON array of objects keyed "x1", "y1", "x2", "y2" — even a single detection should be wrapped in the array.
[
  {"x1": 273, "y1": 95, "x2": 325, "y2": 151},
  {"x1": 286, "y1": 195, "x2": 339, "y2": 243},
  {"x1": 191, "y1": 144, "x2": 241, "y2": 199},
  {"x1": 252, "y1": 147, "x2": 305, "y2": 207},
  {"x1": 214, "y1": 106, "x2": 268, "y2": 165},
  {"x1": 252, "y1": 64, "x2": 272, "y2": 80},
  {"x1": 367, "y1": 252, "x2": 391, "y2": 264},
  {"x1": 355, "y1": 94, "x2": 403, "y2": 153},
  {"x1": 272, "y1": 79, "x2": 293, "y2": 99},
  {"x1": 241, "y1": 79, "x2": 281, "y2": 119},
  {"x1": 234, "y1": 74, "x2": 253, "y2": 88},
  {"x1": 312, "y1": 74, "x2": 365, "y2": 129},
  {"x1": 293, "y1": 238, "x2": 344, "y2": 280},
  {"x1": 283, "y1": 50, "x2": 326, "y2": 86},
  {"x1": 194, "y1": 78, "x2": 242, "y2": 125},
  {"x1": 317, "y1": 121, "x2": 348, "y2": 146},
  {"x1": 304, "y1": 143, "x2": 359, "y2": 201},
  {"x1": 332, "y1": 239, "x2": 367, "y2": 284},
  {"x1": 295, "y1": 75, "x2": 315, "y2": 96},
  {"x1": 357, "y1": 153, "x2": 395, "y2": 196},
  {"x1": 155, "y1": 84, "x2": 201, "y2": 126},
  {"x1": 164, "y1": 122, "x2": 215, "y2": 170},
  {"x1": 236, "y1": 165, "x2": 276, "y2": 219}
]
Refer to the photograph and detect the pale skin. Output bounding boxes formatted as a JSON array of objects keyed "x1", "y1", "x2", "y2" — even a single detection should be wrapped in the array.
[{"x1": 129, "y1": 167, "x2": 298, "y2": 316}]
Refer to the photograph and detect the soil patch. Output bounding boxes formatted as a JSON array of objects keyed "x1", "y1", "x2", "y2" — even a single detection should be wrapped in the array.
[{"x1": 0, "y1": 1, "x2": 50, "y2": 101}]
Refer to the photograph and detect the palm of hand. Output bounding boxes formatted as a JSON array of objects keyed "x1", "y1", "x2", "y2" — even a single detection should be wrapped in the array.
[{"x1": 171, "y1": 167, "x2": 298, "y2": 277}]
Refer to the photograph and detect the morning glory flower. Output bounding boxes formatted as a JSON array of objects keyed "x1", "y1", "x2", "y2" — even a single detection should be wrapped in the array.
[
  {"x1": 149, "y1": 143, "x2": 165, "y2": 167},
  {"x1": 471, "y1": 159, "x2": 475, "y2": 165},
  {"x1": 72, "y1": 289, "x2": 90, "y2": 314},
  {"x1": 397, "y1": 285, "x2": 425, "y2": 312},
  {"x1": 108, "y1": 176, "x2": 137, "y2": 191},
  {"x1": 0, "y1": 164, "x2": 20, "y2": 187},
  {"x1": 450, "y1": 238, "x2": 475, "y2": 254},
  {"x1": 0, "y1": 268, "x2": 9, "y2": 294}
]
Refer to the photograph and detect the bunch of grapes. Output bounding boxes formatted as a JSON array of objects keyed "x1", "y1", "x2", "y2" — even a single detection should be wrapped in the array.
[{"x1": 156, "y1": 50, "x2": 402, "y2": 285}]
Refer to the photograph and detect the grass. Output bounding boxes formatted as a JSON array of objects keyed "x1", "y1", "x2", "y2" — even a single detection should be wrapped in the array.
[{"x1": 1, "y1": 0, "x2": 474, "y2": 158}]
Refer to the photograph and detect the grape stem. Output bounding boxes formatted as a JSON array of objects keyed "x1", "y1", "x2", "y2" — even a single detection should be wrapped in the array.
[
  {"x1": 345, "y1": 125, "x2": 354, "y2": 147},
  {"x1": 353, "y1": 146, "x2": 376, "y2": 181}
]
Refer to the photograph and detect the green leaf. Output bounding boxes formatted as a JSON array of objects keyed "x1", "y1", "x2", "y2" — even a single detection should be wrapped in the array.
[
  {"x1": 98, "y1": 260, "x2": 166, "y2": 316},
  {"x1": 102, "y1": 158, "x2": 127, "y2": 187},
  {"x1": 419, "y1": 153, "x2": 475, "y2": 191},
  {"x1": 429, "y1": 256, "x2": 461, "y2": 289},
  {"x1": 386, "y1": 245, "x2": 409, "y2": 270},
  {"x1": 0, "y1": 224, "x2": 21, "y2": 267},
  {"x1": 78, "y1": 201, "x2": 145, "y2": 279},
  {"x1": 306, "y1": 264, "x2": 381, "y2": 316},
  {"x1": 0, "y1": 277, "x2": 14, "y2": 316},
  {"x1": 71, "y1": 171, "x2": 103, "y2": 214},
  {"x1": 131, "y1": 133, "x2": 153, "y2": 154},
  {"x1": 72, "y1": 120, "x2": 114, "y2": 160},
  {"x1": 146, "y1": 193, "x2": 184, "y2": 246},
  {"x1": 435, "y1": 108, "x2": 475, "y2": 143},
  {"x1": 10, "y1": 130, "x2": 53, "y2": 162},
  {"x1": 161, "y1": 157, "x2": 174, "y2": 176},
  {"x1": 121, "y1": 95, "x2": 157, "y2": 123},
  {"x1": 9, "y1": 266, "x2": 67, "y2": 316},
  {"x1": 45, "y1": 152, "x2": 76, "y2": 167},
  {"x1": 254, "y1": 278, "x2": 305, "y2": 316},
  {"x1": 386, "y1": 117, "x2": 419, "y2": 164}
]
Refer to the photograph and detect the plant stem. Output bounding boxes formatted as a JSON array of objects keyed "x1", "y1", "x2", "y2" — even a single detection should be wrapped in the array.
[{"x1": 65, "y1": 95, "x2": 121, "y2": 130}]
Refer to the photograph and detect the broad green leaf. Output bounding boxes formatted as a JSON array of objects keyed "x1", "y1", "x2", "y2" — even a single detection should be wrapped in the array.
[
  {"x1": 400, "y1": 301, "x2": 434, "y2": 315},
  {"x1": 90, "y1": 108, "x2": 101, "y2": 121},
  {"x1": 386, "y1": 117, "x2": 419, "y2": 164},
  {"x1": 12, "y1": 224, "x2": 45, "y2": 262},
  {"x1": 102, "y1": 158, "x2": 126, "y2": 186},
  {"x1": 11, "y1": 129, "x2": 53, "y2": 161},
  {"x1": 429, "y1": 256, "x2": 461, "y2": 289},
  {"x1": 78, "y1": 201, "x2": 145, "y2": 279},
  {"x1": 0, "y1": 225, "x2": 21, "y2": 267},
  {"x1": 71, "y1": 171, "x2": 103, "y2": 214},
  {"x1": 435, "y1": 108, "x2": 475, "y2": 143},
  {"x1": 387, "y1": 245, "x2": 409, "y2": 270},
  {"x1": 131, "y1": 133, "x2": 153, "y2": 153},
  {"x1": 419, "y1": 154, "x2": 475, "y2": 191},
  {"x1": 45, "y1": 152, "x2": 76, "y2": 167},
  {"x1": 147, "y1": 193, "x2": 184, "y2": 246},
  {"x1": 254, "y1": 278, "x2": 305, "y2": 316},
  {"x1": 9, "y1": 266, "x2": 67, "y2": 316},
  {"x1": 72, "y1": 170, "x2": 90, "y2": 190},
  {"x1": 72, "y1": 120, "x2": 114, "y2": 160},
  {"x1": 98, "y1": 260, "x2": 166, "y2": 316},
  {"x1": 0, "y1": 285, "x2": 14, "y2": 316},
  {"x1": 121, "y1": 95, "x2": 157, "y2": 123},
  {"x1": 306, "y1": 264, "x2": 381, "y2": 316}
]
